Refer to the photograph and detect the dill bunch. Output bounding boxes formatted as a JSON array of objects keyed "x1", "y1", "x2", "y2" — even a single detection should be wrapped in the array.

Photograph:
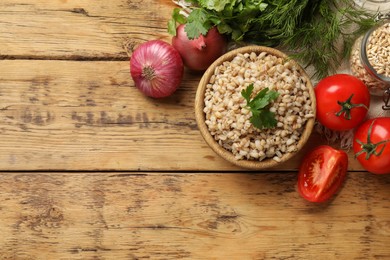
[{"x1": 258, "y1": 0, "x2": 378, "y2": 79}]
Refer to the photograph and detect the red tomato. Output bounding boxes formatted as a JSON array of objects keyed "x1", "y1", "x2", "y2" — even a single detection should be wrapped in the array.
[
  {"x1": 315, "y1": 74, "x2": 370, "y2": 131},
  {"x1": 297, "y1": 145, "x2": 348, "y2": 203},
  {"x1": 353, "y1": 117, "x2": 390, "y2": 174}
]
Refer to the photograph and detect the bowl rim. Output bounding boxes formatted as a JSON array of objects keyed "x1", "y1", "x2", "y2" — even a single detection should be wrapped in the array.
[{"x1": 194, "y1": 45, "x2": 316, "y2": 169}]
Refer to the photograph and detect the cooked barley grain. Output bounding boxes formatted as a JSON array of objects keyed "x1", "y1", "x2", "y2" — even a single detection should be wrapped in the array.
[{"x1": 203, "y1": 52, "x2": 314, "y2": 161}]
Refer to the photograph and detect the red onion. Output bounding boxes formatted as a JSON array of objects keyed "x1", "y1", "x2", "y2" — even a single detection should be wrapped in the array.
[
  {"x1": 172, "y1": 25, "x2": 228, "y2": 71},
  {"x1": 130, "y1": 40, "x2": 184, "y2": 98}
]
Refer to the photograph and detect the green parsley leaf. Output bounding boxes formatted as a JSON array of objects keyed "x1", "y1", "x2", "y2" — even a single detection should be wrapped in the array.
[
  {"x1": 168, "y1": 19, "x2": 177, "y2": 36},
  {"x1": 252, "y1": 89, "x2": 279, "y2": 110},
  {"x1": 250, "y1": 88, "x2": 268, "y2": 107},
  {"x1": 250, "y1": 110, "x2": 278, "y2": 129},
  {"x1": 217, "y1": 23, "x2": 233, "y2": 34},
  {"x1": 241, "y1": 83, "x2": 253, "y2": 104},
  {"x1": 185, "y1": 9, "x2": 212, "y2": 39},
  {"x1": 173, "y1": 8, "x2": 187, "y2": 24},
  {"x1": 241, "y1": 84, "x2": 279, "y2": 129},
  {"x1": 168, "y1": 8, "x2": 187, "y2": 36},
  {"x1": 198, "y1": 0, "x2": 231, "y2": 12}
]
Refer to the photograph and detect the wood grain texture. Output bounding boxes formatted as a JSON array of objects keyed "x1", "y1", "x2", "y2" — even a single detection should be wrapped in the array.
[
  {"x1": 0, "y1": 60, "x2": 365, "y2": 171},
  {"x1": 1, "y1": 0, "x2": 388, "y2": 259},
  {"x1": 0, "y1": 0, "x2": 368, "y2": 171},
  {"x1": 0, "y1": 0, "x2": 175, "y2": 59},
  {"x1": 0, "y1": 172, "x2": 389, "y2": 259}
]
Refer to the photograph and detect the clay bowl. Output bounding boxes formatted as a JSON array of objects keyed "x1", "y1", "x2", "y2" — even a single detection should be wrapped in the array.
[{"x1": 195, "y1": 45, "x2": 316, "y2": 169}]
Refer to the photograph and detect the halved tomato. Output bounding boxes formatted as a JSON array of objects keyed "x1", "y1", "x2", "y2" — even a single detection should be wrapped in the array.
[{"x1": 297, "y1": 145, "x2": 348, "y2": 203}]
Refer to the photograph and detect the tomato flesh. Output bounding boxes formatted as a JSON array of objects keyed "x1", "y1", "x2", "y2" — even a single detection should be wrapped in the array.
[{"x1": 298, "y1": 145, "x2": 348, "y2": 202}]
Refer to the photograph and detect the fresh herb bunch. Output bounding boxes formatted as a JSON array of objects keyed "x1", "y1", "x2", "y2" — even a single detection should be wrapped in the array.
[
  {"x1": 241, "y1": 84, "x2": 280, "y2": 129},
  {"x1": 168, "y1": 0, "x2": 378, "y2": 79}
]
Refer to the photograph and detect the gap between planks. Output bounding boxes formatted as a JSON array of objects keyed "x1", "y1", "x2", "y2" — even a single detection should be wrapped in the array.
[{"x1": 0, "y1": 55, "x2": 129, "y2": 61}]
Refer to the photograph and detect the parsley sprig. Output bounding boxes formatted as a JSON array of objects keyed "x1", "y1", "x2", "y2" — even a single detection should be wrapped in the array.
[{"x1": 241, "y1": 84, "x2": 279, "y2": 130}]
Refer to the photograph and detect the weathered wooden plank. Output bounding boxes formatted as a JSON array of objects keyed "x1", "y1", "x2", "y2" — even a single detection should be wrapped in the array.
[
  {"x1": 0, "y1": 60, "x2": 364, "y2": 171},
  {"x1": 0, "y1": 172, "x2": 388, "y2": 259},
  {"x1": 0, "y1": 0, "x2": 174, "y2": 59}
]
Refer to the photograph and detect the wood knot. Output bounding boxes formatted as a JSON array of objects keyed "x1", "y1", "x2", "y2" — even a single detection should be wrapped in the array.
[
  {"x1": 19, "y1": 206, "x2": 64, "y2": 232},
  {"x1": 127, "y1": 0, "x2": 142, "y2": 9},
  {"x1": 122, "y1": 38, "x2": 139, "y2": 58},
  {"x1": 216, "y1": 213, "x2": 240, "y2": 223},
  {"x1": 47, "y1": 207, "x2": 64, "y2": 221},
  {"x1": 71, "y1": 8, "x2": 89, "y2": 16}
]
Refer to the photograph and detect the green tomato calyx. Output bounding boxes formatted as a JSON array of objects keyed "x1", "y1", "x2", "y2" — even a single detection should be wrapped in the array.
[
  {"x1": 355, "y1": 119, "x2": 389, "y2": 160},
  {"x1": 335, "y1": 94, "x2": 368, "y2": 120}
]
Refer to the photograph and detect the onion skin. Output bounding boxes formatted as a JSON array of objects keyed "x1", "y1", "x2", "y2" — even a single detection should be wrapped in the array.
[
  {"x1": 130, "y1": 40, "x2": 184, "y2": 98},
  {"x1": 172, "y1": 25, "x2": 228, "y2": 71}
]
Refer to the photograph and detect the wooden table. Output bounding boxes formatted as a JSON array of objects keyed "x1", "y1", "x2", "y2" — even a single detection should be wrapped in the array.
[{"x1": 0, "y1": 1, "x2": 389, "y2": 259}]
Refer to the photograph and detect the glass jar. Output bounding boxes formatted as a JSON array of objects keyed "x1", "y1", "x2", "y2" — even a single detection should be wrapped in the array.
[
  {"x1": 353, "y1": 0, "x2": 390, "y2": 13},
  {"x1": 349, "y1": 21, "x2": 390, "y2": 109}
]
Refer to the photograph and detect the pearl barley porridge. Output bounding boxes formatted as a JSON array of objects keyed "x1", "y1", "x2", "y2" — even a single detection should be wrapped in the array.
[{"x1": 203, "y1": 51, "x2": 314, "y2": 162}]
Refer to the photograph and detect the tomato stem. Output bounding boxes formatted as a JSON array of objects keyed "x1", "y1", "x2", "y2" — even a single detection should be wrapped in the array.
[
  {"x1": 355, "y1": 119, "x2": 390, "y2": 160},
  {"x1": 335, "y1": 94, "x2": 368, "y2": 120}
]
